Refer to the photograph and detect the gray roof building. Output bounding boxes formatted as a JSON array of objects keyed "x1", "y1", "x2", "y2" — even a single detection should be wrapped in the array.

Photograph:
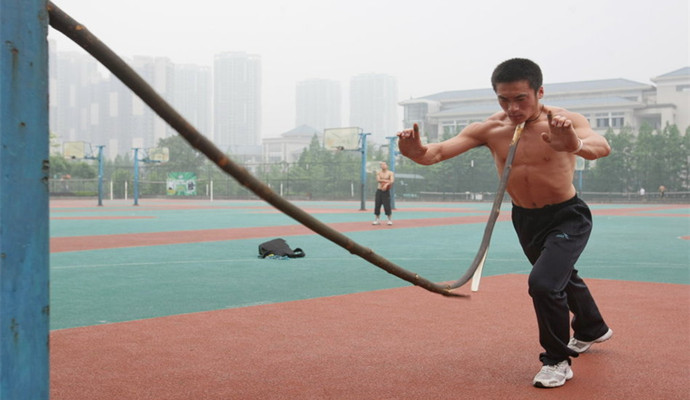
[
  {"x1": 400, "y1": 69, "x2": 689, "y2": 142},
  {"x1": 262, "y1": 124, "x2": 320, "y2": 164}
]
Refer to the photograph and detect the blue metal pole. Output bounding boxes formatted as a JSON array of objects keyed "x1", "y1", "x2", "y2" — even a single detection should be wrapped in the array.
[
  {"x1": 0, "y1": 1, "x2": 50, "y2": 398},
  {"x1": 386, "y1": 136, "x2": 398, "y2": 209},
  {"x1": 359, "y1": 133, "x2": 369, "y2": 210},
  {"x1": 133, "y1": 148, "x2": 140, "y2": 205},
  {"x1": 97, "y1": 145, "x2": 104, "y2": 206}
]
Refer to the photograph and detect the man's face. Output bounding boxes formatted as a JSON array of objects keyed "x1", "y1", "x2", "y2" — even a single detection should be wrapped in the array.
[
  {"x1": 495, "y1": 80, "x2": 544, "y2": 124},
  {"x1": 380, "y1": 162, "x2": 388, "y2": 170}
]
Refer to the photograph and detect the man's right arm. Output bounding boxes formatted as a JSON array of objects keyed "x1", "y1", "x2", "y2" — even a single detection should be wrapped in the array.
[{"x1": 397, "y1": 123, "x2": 485, "y2": 165}]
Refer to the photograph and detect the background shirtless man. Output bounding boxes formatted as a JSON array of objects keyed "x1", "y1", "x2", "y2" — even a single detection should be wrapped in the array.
[
  {"x1": 398, "y1": 58, "x2": 613, "y2": 388},
  {"x1": 373, "y1": 161, "x2": 394, "y2": 225}
]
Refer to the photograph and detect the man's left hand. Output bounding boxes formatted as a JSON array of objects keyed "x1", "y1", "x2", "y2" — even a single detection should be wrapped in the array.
[{"x1": 541, "y1": 112, "x2": 581, "y2": 153}]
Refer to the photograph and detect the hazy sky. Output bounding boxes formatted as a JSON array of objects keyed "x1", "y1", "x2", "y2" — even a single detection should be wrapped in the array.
[{"x1": 48, "y1": 0, "x2": 689, "y2": 138}]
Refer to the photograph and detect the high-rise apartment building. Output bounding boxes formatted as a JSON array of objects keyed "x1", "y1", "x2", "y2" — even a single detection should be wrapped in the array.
[
  {"x1": 295, "y1": 79, "x2": 341, "y2": 132},
  {"x1": 99, "y1": 68, "x2": 134, "y2": 159},
  {"x1": 173, "y1": 64, "x2": 212, "y2": 138},
  {"x1": 349, "y1": 73, "x2": 399, "y2": 144},
  {"x1": 50, "y1": 50, "x2": 212, "y2": 159},
  {"x1": 130, "y1": 56, "x2": 175, "y2": 150},
  {"x1": 213, "y1": 51, "x2": 262, "y2": 156},
  {"x1": 53, "y1": 51, "x2": 103, "y2": 146}
]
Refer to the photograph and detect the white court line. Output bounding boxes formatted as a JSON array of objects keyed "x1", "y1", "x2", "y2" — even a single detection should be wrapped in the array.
[
  {"x1": 51, "y1": 258, "x2": 259, "y2": 270},
  {"x1": 50, "y1": 256, "x2": 499, "y2": 271},
  {"x1": 51, "y1": 257, "x2": 688, "y2": 272}
]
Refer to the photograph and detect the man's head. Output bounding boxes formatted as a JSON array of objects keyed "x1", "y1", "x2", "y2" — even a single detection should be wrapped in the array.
[
  {"x1": 491, "y1": 58, "x2": 543, "y2": 93},
  {"x1": 492, "y1": 58, "x2": 544, "y2": 124},
  {"x1": 379, "y1": 161, "x2": 388, "y2": 171}
]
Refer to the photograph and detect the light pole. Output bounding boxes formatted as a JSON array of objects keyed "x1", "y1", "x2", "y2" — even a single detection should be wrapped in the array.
[
  {"x1": 359, "y1": 132, "x2": 370, "y2": 210},
  {"x1": 133, "y1": 148, "x2": 140, "y2": 205},
  {"x1": 386, "y1": 135, "x2": 399, "y2": 209}
]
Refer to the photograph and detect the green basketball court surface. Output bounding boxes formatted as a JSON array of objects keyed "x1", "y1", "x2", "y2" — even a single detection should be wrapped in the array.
[{"x1": 49, "y1": 199, "x2": 689, "y2": 331}]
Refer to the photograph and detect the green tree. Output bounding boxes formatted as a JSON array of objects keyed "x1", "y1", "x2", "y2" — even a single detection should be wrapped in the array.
[
  {"x1": 147, "y1": 135, "x2": 207, "y2": 180},
  {"x1": 633, "y1": 123, "x2": 660, "y2": 192},
  {"x1": 70, "y1": 162, "x2": 97, "y2": 179},
  {"x1": 461, "y1": 147, "x2": 497, "y2": 193},
  {"x1": 682, "y1": 126, "x2": 690, "y2": 190},
  {"x1": 587, "y1": 127, "x2": 635, "y2": 192},
  {"x1": 658, "y1": 123, "x2": 685, "y2": 191},
  {"x1": 110, "y1": 168, "x2": 133, "y2": 198},
  {"x1": 49, "y1": 155, "x2": 71, "y2": 179},
  {"x1": 48, "y1": 155, "x2": 97, "y2": 179}
]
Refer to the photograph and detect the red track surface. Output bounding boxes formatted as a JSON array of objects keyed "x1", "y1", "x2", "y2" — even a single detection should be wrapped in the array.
[
  {"x1": 50, "y1": 275, "x2": 689, "y2": 399},
  {"x1": 50, "y1": 215, "x2": 511, "y2": 253},
  {"x1": 49, "y1": 202, "x2": 689, "y2": 398}
]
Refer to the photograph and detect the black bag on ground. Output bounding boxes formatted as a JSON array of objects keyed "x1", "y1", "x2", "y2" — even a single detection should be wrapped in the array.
[{"x1": 258, "y1": 238, "x2": 305, "y2": 258}]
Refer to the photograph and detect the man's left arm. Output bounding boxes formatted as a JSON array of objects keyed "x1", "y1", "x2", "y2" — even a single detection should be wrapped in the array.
[{"x1": 543, "y1": 110, "x2": 611, "y2": 160}]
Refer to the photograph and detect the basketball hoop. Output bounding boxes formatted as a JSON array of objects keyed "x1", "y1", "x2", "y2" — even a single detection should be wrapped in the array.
[
  {"x1": 63, "y1": 141, "x2": 90, "y2": 159},
  {"x1": 324, "y1": 127, "x2": 362, "y2": 151},
  {"x1": 147, "y1": 147, "x2": 169, "y2": 163}
]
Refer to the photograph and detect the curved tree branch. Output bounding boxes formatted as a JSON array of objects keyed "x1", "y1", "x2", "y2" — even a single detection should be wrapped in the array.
[
  {"x1": 47, "y1": 1, "x2": 467, "y2": 297},
  {"x1": 47, "y1": 2, "x2": 526, "y2": 297}
]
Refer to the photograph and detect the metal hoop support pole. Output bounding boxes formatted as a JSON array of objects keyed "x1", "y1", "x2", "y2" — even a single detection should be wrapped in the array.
[{"x1": 1, "y1": 1, "x2": 50, "y2": 398}]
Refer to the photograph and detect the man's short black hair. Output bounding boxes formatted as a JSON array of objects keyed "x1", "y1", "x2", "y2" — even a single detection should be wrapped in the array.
[{"x1": 491, "y1": 58, "x2": 543, "y2": 92}]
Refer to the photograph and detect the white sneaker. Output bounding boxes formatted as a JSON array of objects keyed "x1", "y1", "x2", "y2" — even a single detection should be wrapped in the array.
[
  {"x1": 533, "y1": 360, "x2": 573, "y2": 388},
  {"x1": 372, "y1": 220, "x2": 380, "y2": 225},
  {"x1": 568, "y1": 328, "x2": 613, "y2": 353},
  {"x1": 387, "y1": 220, "x2": 393, "y2": 225}
]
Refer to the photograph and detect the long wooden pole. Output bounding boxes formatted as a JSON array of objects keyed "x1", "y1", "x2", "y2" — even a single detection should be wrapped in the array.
[
  {"x1": 47, "y1": 1, "x2": 464, "y2": 297},
  {"x1": 47, "y1": 1, "x2": 526, "y2": 297}
]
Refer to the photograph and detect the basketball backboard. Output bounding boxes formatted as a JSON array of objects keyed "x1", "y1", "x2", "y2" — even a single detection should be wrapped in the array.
[
  {"x1": 323, "y1": 127, "x2": 362, "y2": 151},
  {"x1": 63, "y1": 141, "x2": 89, "y2": 159},
  {"x1": 147, "y1": 147, "x2": 169, "y2": 163}
]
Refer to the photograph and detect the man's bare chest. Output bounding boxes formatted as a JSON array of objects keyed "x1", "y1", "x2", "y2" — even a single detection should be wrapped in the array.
[{"x1": 379, "y1": 171, "x2": 393, "y2": 180}]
